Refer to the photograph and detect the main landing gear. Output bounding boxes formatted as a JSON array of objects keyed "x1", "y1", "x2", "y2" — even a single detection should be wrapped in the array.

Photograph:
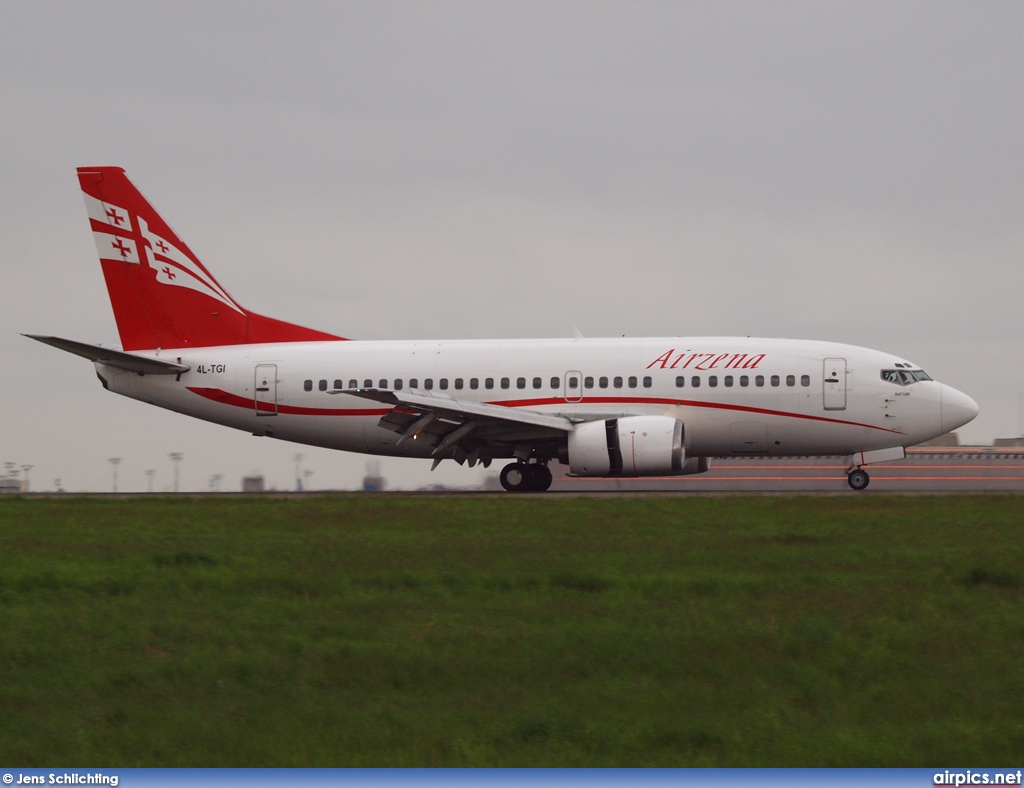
[
  {"x1": 499, "y1": 461, "x2": 553, "y2": 493},
  {"x1": 847, "y1": 468, "x2": 870, "y2": 491}
]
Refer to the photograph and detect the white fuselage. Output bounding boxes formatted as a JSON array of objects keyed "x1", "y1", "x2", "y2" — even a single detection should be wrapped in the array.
[{"x1": 94, "y1": 336, "x2": 977, "y2": 463}]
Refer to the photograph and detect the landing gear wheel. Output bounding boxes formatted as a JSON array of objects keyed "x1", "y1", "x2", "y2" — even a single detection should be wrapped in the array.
[
  {"x1": 847, "y1": 468, "x2": 870, "y2": 491},
  {"x1": 500, "y1": 462, "x2": 529, "y2": 492},
  {"x1": 531, "y1": 464, "x2": 553, "y2": 492},
  {"x1": 500, "y1": 462, "x2": 553, "y2": 492}
]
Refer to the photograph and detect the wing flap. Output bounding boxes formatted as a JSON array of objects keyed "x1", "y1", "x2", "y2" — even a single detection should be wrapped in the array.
[
  {"x1": 343, "y1": 388, "x2": 574, "y2": 436},
  {"x1": 343, "y1": 388, "x2": 573, "y2": 460}
]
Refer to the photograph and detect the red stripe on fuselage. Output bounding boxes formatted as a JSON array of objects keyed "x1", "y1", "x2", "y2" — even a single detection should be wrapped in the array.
[
  {"x1": 489, "y1": 395, "x2": 901, "y2": 434},
  {"x1": 187, "y1": 387, "x2": 899, "y2": 434},
  {"x1": 187, "y1": 387, "x2": 389, "y2": 417}
]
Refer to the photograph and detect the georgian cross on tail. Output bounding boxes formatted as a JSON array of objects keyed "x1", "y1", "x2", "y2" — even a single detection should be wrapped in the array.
[
  {"x1": 25, "y1": 168, "x2": 979, "y2": 492},
  {"x1": 77, "y1": 166, "x2": 342, "y2": 350}
]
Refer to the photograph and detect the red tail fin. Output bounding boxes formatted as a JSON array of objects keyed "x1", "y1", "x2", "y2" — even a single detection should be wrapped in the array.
[{"x1": 78, "y1": 167, "x2": 343, "y2": 351}]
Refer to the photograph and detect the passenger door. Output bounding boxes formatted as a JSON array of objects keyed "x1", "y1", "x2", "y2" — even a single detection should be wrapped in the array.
[
  {"x1": 823, "y1": 358, "x2": 847, "y2": 411},
  {"x1": 254, "y1": 364, "x2": 278, "y2": 416}
]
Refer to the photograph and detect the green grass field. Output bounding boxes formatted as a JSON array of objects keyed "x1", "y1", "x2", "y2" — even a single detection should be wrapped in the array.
[{"x1": 1, "y1": 494, "x2": 1021, "y2": 766}]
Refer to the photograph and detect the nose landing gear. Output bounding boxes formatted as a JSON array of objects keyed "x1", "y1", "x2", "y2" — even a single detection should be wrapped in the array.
[
  {"x1": 499, "y1": 461, "x2": 553, "y2": 492},
  {"x1": 847, "y1": 468, "x2": 870, "y2": 491}
]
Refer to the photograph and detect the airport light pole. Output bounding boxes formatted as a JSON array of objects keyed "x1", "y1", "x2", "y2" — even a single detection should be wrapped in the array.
[
  {"x1": 21, "y1": 465, "x2": 33, "y2": 492},
  {"x1": 109, "y1": 458, "x2": 121, "y2": 493},
  {"x1": 294, "y1": 453, "x2": 304, "y2": 492},
  {"x1": 145, "y1": 469, "x2": 155, "y2": 493},
  {"x1": 169, "y1": 453, "x2": 183, "y2": 493}
]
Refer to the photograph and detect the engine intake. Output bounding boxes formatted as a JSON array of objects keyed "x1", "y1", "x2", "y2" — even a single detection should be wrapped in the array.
[{"x1": 567, "y1": 415, "x2": 708, "y2": 477}]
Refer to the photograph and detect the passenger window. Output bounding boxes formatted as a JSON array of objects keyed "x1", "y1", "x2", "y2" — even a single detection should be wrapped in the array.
[
  {"x1": 409, "y1": 378, "x2": 418, "y2": 389},
  {"x1": 394, "y1": 379, "x2": 403, "y2": 391},
  {"x1": 348, "y1": 379, "x2": 357, "y2": 389},
  {"x1": 584, "y1": 376, "x2": 594, "y2": 389},
  {"x1": 501, "y1": 377, "x2": 510, "y2": 389},
  {"x1": 643, "y1": 376, "x2": 652, "y2": 388},
  {"x1": 470, "y1": 378, "x2": 478, "y2": 390},
  {"x1": 439, "y1": 379, "x2": 449, "y2": 390},
  {"x1": 551, "y1": 376, "x2": 560, "y2": 389},
  {"x1": 333, "y1": 379, "x2": 343, "y2": 390},
  {"x1": 319, "y1": 379, "x2": 328, "y2": 391},
  {"x1": 675, "y1": 376, "x2": 685, "y2": 388},
  {"x1": 786, "y1": 375, "x2": 795, "y2": 387},
  {"x1": 724, "y1": 375, "x2": 733, "y2": 387},
  {"x1": 363, "y1": 379, "x2": 372, "y2": 389},
  {"x1": 755, "y1": 375, "x2": 764, "y2": 387},
  {"x1": 599, "y1": 377, "x2": 608, "y2": 389},
  {"x1": 304, "y1": 379, "x2": 312, "y2": 392},
  {"x1": 567, "y1": 376, "x2": 578, "y2": 388},
  {"x1": 424, "y1": 378, "x2": 434, "y2": 390},
  {"x1": 533, "y1": 377, "x2": 542, "y2": 389},
  {"x1": 740, "y1": 375, "x2": 749, "y2": 387},
  {"x1": 708, "y1": 376, "x2": 718, "y2": 387},
  {"x1": 801, "y1": 375, "x2": 810, "y2": 387},
  {"x1": 454, "y1": 378, "x2": 463, "y2": 390},
  {"x1": 628, "y1": 376, "x2": 637, "y2": 388},
  {"x1": 485, "y1": 378, "x2": 494, "y2": 389},
  {"x1": 691, "y1": 376, "x2": 700, "y2": 388},
  {"x1": 613, "y1": 376, "x2": 623, "y2": 388},
  {"x1": 517, "y1": 377, "x2": 526, "y2": 389},
  {"x1": 379, "y1": 379, "x2": 388, "y2": 389},
  {"x1": 771, "y1": 375, "x2": 780, "y2": 387}
]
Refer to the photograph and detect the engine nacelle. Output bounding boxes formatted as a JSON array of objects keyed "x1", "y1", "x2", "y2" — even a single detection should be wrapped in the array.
[{"x1": 567, "y1": 415, "x2": 708, "y2": 477}]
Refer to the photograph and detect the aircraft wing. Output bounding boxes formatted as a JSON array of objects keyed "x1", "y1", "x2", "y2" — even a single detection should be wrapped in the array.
[
  {"x1": 341, "y1": 388, "x2": 574, "y2": 462},
  {"x1": 24, "y1": 335, "x2": 191, "y2": 375}
]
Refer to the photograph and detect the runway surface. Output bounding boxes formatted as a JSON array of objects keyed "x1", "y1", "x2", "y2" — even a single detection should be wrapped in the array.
[{"x1": 550, "y1": 448, "x2": 1024, "y2": 493}]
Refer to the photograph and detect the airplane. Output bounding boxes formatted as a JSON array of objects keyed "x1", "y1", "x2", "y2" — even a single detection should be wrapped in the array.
[{"x1": 27, "y1": 167, "x2": 979, "y2": 492}]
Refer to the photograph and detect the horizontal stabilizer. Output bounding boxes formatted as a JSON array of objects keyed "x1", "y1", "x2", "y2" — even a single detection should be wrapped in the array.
[{"x1": 24, "y1": 335, "x2": 191, "y2": 375}]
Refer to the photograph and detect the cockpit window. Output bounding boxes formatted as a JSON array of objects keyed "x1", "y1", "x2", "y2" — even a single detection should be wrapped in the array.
[{"x1": 882, "y1": 369, "x2": 932, "y2": 386}]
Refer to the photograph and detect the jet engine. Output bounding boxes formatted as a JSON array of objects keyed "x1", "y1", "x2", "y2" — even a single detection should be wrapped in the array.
[{"x1": 566, "y1": 415, "x2": 710, "y2": 477}]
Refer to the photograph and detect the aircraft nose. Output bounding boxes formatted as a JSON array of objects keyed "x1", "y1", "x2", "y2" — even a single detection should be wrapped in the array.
[{"x1": 941, "y1": 384, "x2": 980, "y2": 434}]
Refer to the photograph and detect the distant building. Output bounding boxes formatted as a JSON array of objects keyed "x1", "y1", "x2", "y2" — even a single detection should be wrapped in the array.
[
  {"x1": 362, "y1": 461, "x2": 386, "y2": 492},
  {"x1": 993, "y1": 437, "x2": 1024, "y2": 448},
  {"x1": 242, "y1": 475, "x2": 265, "y2": 493},
  {"x1": 0, "y1": 479, "x2": 22, "y2": 494},
  {"x1": 362, "y1": 474, "x2": 386, "y2": 492},
  {"x1": 915, "y1": 432, "x2": 960, "y2": 448}
]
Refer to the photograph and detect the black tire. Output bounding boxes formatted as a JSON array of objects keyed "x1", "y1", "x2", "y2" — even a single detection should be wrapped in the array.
[
  {"x1": 532, "y1": 464, "x2": 553, "y2": 492},
  {"x1": 847, "y1": 469, "x2": 870, "y2": 491},
  {"x1": 500, "y1": 462, "x2": 529, "y2": 492}
]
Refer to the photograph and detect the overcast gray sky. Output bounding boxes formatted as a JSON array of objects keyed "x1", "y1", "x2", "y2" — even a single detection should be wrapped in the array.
[{"x1": 2, "y1": 1, "x2": 1021, "y2": 492}]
